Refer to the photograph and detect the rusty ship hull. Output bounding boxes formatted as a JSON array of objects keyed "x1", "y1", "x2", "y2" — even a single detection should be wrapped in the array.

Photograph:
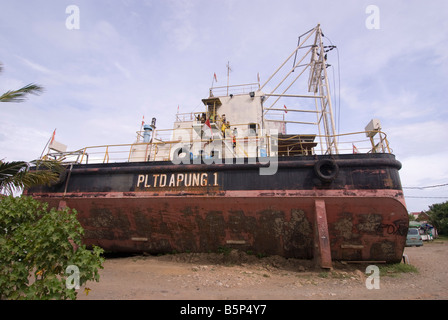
[{"x1": 25, "y1": 153, "x2": 408, "y2": 265}]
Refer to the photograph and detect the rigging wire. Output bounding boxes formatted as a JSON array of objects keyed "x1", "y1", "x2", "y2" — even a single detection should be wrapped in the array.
[
  {"x1": 322, "y1": 34, "x2": 341, "y2": 136},
  {"x1": 319, "y1": 31, "x2": 445, "y2": 201}
]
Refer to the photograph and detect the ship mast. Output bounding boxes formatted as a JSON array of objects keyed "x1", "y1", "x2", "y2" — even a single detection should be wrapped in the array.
[
  {"x1": 260, "y1": 24, "x2": 339, "y2": 155},
  {"x1": 226, "y1": 61, "x2": 232, "y2": 96}
]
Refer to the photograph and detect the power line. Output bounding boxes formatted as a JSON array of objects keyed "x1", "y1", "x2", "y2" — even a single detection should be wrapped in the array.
[
  {"x1": 404, "y1": 183, "x2": 448, "y2": 200},
  {"x1": 403, "y1": 183, "x2": 448, "y2": 190}
]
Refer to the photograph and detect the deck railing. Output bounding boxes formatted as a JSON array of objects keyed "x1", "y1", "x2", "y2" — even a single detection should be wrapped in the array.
[{"x1": 42, "y1": 130, "x2": 391, "y2": 165}]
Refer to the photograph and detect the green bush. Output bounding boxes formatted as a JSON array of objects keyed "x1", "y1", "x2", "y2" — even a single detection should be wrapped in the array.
[
  {"x1": 427, "y1": 201, "x2": 448, "y2": 235},
  {"x1": 0, "y1": 196, "x2": 104, "y2": 300}
]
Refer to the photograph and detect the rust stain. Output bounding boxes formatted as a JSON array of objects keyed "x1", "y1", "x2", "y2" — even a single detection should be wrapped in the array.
[
  {"x1": 334, "y1": 213, "x2": 354, "y2": 240},
  {"x1": 358, "y1": 213, "x2": 383, "y2": 234},
  {"x1": 30, "y1": 189, "x2": 408, "y2": 263}
]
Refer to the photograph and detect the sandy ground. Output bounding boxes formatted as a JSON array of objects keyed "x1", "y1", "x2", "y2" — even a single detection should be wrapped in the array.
[{"x1": 77, "y1": 240, "x2": 448, "y2": 301}]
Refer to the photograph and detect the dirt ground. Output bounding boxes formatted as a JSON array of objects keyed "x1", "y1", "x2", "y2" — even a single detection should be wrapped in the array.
[{"x1": 77, "y1": 240, "x2": 448, "y2": 301}]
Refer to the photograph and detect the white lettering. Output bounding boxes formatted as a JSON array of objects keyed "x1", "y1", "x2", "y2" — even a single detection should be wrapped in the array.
[
  {"x1": 169, "y1": 174, "x2": 176, "y2": 187},
  {"x1": 65, "y1": 265, "x2": 80, "y2": 289},
  {"x1": 177, "y1": 173, "x2": 184, "y2": 187},
  {"x1": 180, "y1": 304, "x2": 214, "y2": 317},
  {"x1": 160, "y1": 174, "x2": 167, "y2": 187},
  {"x1": 192, "y1": 173, "x2": 200, "y2": 186},
  {"x1": 213, "y1": 172, "x2": 218, "y2": 186},
  {"x1": 65, "y1": 5, "x2": 80, "y2": 30},
  {"x1": 137, "y1": 175, "x2": 145, "y2": 188},
  {"x1": 259, "y1": 129, "x2": 278, "y2": 176},
  {"x1": 365, "y1": 5, "x2": 380, "y2": 30},
  {"x1": 184, "y1": 173, "x2": 192, "y2": 187},
  {"x1": 365, "y1": 265, "x2": 380, "y2": 289},
  {"x1": 153, "y1": 174, "x2": 160, "y2": 187},
  {"x1": 200, "y1": 173, "x2": 208, "y2": 186},
  {"x1": 136, "y1": 172, "x2": 219, "y2": 188},
  {"x1": 144, "y1": 174, "x2": 151, "y2": 188}
]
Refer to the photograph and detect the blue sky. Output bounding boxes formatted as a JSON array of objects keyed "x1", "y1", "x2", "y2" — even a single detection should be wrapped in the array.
[{"x1": 1, "y1": 0, "x2": 447, "y2": 212}]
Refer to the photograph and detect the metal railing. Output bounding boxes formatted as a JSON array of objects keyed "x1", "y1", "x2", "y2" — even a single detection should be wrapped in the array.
[
  {"x1": 42, "y1": 129, "x2": 392, "y2": 165},
  {"x1": 209, "y1": 83, "x2": 260, "y2": 97}
]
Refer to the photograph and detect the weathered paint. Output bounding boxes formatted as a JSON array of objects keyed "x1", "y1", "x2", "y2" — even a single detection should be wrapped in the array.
[
  {"x1": 30, "y1": 189, "x2": 408, "y2": 263},
  {"x1": 25, "y1": 154, "x2": 409, "y2": 266},
  {"x1": 314, "y1": 199, "x2": 332, "y2": 268}
]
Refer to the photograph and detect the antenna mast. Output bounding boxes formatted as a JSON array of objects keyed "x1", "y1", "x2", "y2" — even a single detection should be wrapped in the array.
[
  {"x1": 226, "y1": 61, "x2": 232, "y2": 96},
  {"x1": 261, "y1": 24, "x2": 339, "y2": 155}
]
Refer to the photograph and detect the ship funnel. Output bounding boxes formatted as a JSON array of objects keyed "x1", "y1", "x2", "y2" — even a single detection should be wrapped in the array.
[{"x1": 143, "y1": 124, "x2": 153, "y2": 143}]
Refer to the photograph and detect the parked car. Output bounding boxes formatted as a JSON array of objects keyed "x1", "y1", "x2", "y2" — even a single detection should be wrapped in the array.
[{"x1": 406, "y1": 228, "x2": 423, "y2": 247}]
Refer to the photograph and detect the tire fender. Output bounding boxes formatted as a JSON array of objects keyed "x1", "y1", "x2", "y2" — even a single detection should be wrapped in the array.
[
  {"x1": 51, "y1": 168, "x2": 67, "y2": 186},
  {"x1": 314, "y1": 159, "x2": 339, "y2": 182}
]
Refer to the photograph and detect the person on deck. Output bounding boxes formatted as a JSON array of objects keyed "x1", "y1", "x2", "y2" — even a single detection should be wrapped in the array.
[
  {"x1": 232, "y1": 127, "x2": 238, "y2": 150},
  {"x1": 221, "y1": 121, "x2": 227, "y2": 138}
]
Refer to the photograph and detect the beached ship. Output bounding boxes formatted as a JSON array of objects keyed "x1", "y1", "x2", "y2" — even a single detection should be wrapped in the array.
[{"x1": 25, "y1": 25, "x2": 409, "y2": 267}]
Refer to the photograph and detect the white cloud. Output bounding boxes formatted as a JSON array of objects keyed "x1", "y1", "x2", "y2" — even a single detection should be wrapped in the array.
[
  {"x1": 400, "y1": 152, "x2": 448, "y2": 187},
  {"x1": 387, "y1": 120, "x2": 448, "y2": 157},
  {"x1": 161, "y1": 0, "x2": 197, "y2": 52},
  {"x1": 114, "y1": 62, "x2": 132, "y2": 79},
  {"x1": 400, "y1": 151, "x2": 448, "y2": 212},
  {"x1": 17, "y1": 57, "x2": 53, "y2": 75}
]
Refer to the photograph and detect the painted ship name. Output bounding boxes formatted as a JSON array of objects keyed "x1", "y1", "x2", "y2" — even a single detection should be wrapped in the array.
[{"x1": 136, "y1": 172, "x2": 219, "y2": 189}]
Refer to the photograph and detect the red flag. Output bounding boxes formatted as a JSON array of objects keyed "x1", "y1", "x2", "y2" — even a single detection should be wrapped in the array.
[
  {"x1": 50, "y1": 129, "x2": 56, "y2": 145},
  {"x1": 284, "y1": 105, "x2": 288, "y2": 113},
  {"x1": 204, "y1": 118, "x2": 214, "y2": 139},
  {"x1": 353, "y1": 143, "x2": 359, "y2": 154},
  {"x1": 141, "y1": 115, "x2": 145, "y2": 126},
  {"x1": 214, "y1": 73, "x2": 218, "y2": 82}
]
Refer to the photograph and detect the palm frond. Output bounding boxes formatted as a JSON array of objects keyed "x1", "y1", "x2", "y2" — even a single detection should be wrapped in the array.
[
  {"x1": 0, "y1": 159, "x2": 63, "y2": 195},
  {"x1": 0, "y1": 161, "x2": 28, "y2": 180},
  {"x1": 0, "y1": 83, "x2": 44, "y2": 103},
  {"x1": 0, "y1": 161, "x2": 29, "y2": 195}
]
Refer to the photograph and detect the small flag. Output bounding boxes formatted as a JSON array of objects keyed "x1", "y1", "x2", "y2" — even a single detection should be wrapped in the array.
[
  {"x1": 284, "y1": 105, "x2": 288, "y2": 113},
  {"x1": 353, "y1": 143, "x2": 359, "y2": 154},
  {"x1": 141, "y1": 115, "x2": 145, "y2": 126},
  {"x1": 214, "y1": 73, "x2": 218, "y2": 82},
  {"x1": 177, "y1": 105, "x2": 179, "y2": 114},
  {"x1": 204, "y1": 118, "x2": 213, "y2": 139},
  {"x1": 50, "y1": 129, "x2": 56, "y2": 145}
]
